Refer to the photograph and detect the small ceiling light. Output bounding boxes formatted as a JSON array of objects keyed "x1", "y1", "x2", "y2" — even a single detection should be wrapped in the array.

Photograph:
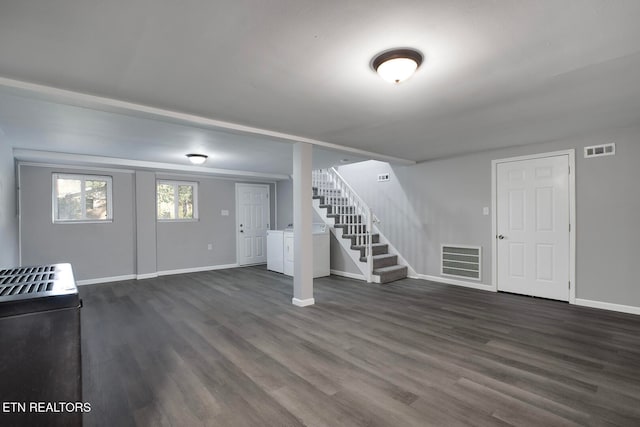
[
  {"x1": 186, "y1": 153, "x2": 208, "y2": 165},
  {"x1": 372, "y1": 48, "x2": 423, "y2": 84}
]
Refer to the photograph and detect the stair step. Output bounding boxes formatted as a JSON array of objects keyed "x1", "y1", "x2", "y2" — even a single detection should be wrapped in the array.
[
  {"x1": 373, "y1": 265, "x2": 408, "y2": 284},
  {"x1": 319, "y1": 197, "x2": 349, "y2": 204},
  {"x1": 330, "y1": 206, "x2": 356, "y2": 213},
  {"x1": 351, "y1": 243, "x2": 388, "y2": 257},
  {"x1": 336, "y1": 224, "x2": 367, "y2": 234},
  {"x1": 343, "y1": 233, "x2": 380, "y2": 245},
  {"x1": 319, "y1": 204, "x2": 332, "y2": 213},
  {"x1": 334, "y1": 215, "x2": 363, "y2": 224},
  {"x1": 314, "y1": 189, "x2": 341, "y2": 196},
  {"x1": 359, "y1": 253, "x2": 397, "y2": 268}
]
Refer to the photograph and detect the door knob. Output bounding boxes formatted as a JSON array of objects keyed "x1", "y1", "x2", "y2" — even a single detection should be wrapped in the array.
[
  {"x1": 497, "y1": 234, "x2": 505, "y2": 240},
  {"x1": 240, "y1": 230, "x2": 244, "y2": 233}
]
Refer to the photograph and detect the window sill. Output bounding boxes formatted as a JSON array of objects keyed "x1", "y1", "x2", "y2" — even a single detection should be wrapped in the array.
[{"x1": 53, "y1": 220, "x2": 114, "y2": 224}]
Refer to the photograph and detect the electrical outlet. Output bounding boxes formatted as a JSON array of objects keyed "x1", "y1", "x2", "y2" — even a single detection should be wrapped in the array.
[
  {"x1": 221, "y1": 210, "x2": 229, "y2": 216},
  {"x1": 207, "y1": 244, "x2": 213, "y2": 250},
  {"x1": 483, "y1": 207, "x2": 489, "y2": 216},
  {"x1": 377, "y1": 173, "x2": 390, "y2": 182}
]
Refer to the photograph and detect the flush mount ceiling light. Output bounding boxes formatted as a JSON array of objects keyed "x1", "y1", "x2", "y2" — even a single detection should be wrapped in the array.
[
  {"x1": 372, "y1": 48, "x2": 423, "y2": 84},
  {"x1": 186, "y1": 153, "x2": 208, "y2": 165}
]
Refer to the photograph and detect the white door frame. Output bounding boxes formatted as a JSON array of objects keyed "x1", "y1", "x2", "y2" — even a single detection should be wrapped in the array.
[
  {"x1": 235, "y1": 183, "x2": 271, "y2": 266},
  {"x1": 491, "y1": 149, "x2": 576, "y2": 304}
]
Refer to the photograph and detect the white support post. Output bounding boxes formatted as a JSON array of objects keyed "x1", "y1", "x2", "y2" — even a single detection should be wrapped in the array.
[
  {"x1": 366, "y1": 207, "x2": 373, "y2": 283},
  {"x1": 292, "y1": 142, "x2": 314, "y2": 307}
]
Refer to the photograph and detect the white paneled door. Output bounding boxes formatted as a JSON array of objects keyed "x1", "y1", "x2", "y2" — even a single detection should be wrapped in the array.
[
  {"x1": 496, "y1": 155, "x2": 570, "y2": 301},
  {"x1": 236, "y1": 184, "x2": 270, "y2": 265}
]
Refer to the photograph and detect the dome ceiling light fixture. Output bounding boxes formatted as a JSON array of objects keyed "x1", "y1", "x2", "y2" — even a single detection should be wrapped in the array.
[
  {"x1": 372, "y1": 48, "x2": 424, "y2": 84},
  {"x1": 186, "y1": 153, "x2": 208, "y2": 165}
]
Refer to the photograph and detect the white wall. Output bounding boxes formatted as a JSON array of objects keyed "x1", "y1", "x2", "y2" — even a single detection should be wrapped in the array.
[
  {"x1": 338, "y1": 124, "x2": 640, "y2": 309},
  {"x1": 0, "y1": 133, "x2": 18, "y2": 267}
]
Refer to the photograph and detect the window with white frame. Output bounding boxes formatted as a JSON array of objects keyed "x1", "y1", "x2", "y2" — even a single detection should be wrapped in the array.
[
  {"x1": 53, "y1": 173, "x2": 113, "y2": 223},
  {"x1": 156, "y1": 180, "x2": 198, "y2": 221}
]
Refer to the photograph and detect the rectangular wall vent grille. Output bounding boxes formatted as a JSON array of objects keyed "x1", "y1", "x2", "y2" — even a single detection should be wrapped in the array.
[
  {"x1": 584, "y1": 143, "x2": 615, "y2": 158},
  {"x1": 442, "y1": 245, "x2": 481, "y2": 281}
]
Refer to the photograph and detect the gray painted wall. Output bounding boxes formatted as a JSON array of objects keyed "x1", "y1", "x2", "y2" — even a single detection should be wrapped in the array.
[
  {"x1": 20, "y1": 165, "x2": 136, "y2": 280},
  {"x1": 329, "y1": 233, "x2": 360, "y2": 275},
  {"x1": 0, "y1": 134, "x2": 18, "y2": 267},
  {"x1": 337, "y1": 123, "x2": 640, "y2": 308},
  {"x1": 20, "y1": 165, "x2": 277, "y2": 280},
  {"x1": 276, "y1": 178, "x2": 293, "y2": 229},
  {"x1": 155, "y1": 174, "x2": 237, "y2": 271}
]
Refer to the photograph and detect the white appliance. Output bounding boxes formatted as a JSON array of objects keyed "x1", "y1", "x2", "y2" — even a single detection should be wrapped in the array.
[
  {"x1": 267, "y1": 224, "x2": 330, "y2": 278},
  {"x1": 266, "y1": 230, "x2": 284, "y2": 273}
]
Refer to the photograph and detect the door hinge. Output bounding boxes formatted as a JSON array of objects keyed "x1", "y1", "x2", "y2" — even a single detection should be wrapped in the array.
[
  {"x1": 569, "y1": 223, "x2": 571, "y2": 232},
  {"x1": 568, "y1": 281, "x2": 571, "y2": 289},
  {"x1": 568, "y1": 166, "x2": 571, "y2": 174}
]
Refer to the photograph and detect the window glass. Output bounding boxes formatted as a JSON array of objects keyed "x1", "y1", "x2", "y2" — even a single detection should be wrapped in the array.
[
  {"x1": 56, "y1": 178, "x2": 82, "y2": 220},
  {"x1": 157, "y1": 183, "x2": 176, "y2": 219},
  {"x1": 156, "y1": 181, "x2": 198, "y2": 221},
  {"x1": 177, "y1": 185, "x2": 194, "y2": 219},
  {"x1": 53, "y1": 174, "x2": 113, "y2": 223},
  {"x1": 85, "y1": 180, "x2": 108, "y2": 219}
]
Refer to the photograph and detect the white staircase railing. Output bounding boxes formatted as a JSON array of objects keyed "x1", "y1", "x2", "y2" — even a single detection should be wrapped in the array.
[{"x1": 312, "y1": 168, "x2": 377, "y2": 282}]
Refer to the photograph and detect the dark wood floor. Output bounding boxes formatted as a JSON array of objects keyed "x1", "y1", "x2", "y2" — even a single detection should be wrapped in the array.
[{"x1": 80, "y1": 266, "x2": 640, "y2": 426}]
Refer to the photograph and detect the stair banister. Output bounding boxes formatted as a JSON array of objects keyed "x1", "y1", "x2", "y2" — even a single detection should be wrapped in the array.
[
  {"x1": 326, "y1": 167, "x2": 376, "y2": 283},
  {"x1": 329, "y1": 167, "x2": 369, "y2": 213}
]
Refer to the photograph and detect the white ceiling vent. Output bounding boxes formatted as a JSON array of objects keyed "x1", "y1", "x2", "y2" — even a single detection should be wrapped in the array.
[
  {"x1": 442, "y1": 245, "x2": 481, "y2": 281},
  {"x1": 584, "y1": 143, "x2": 615, "y2": 158}
]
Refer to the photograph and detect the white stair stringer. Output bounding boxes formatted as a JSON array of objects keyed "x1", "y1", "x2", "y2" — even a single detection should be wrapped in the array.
[{"x1": 312, "y1": 198, "x2": 371, "y2": 281}]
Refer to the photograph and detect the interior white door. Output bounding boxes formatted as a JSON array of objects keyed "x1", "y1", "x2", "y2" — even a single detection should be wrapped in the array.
[
  {"x1": 496, "y1": 155, "x2": 570, "y2": 301},
  {"x1": 236, "y1": 184, "x2": 269, "y2": 265}
]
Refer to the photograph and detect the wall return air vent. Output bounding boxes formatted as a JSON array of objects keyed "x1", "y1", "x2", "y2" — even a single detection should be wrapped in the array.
[
  {"x1": 441, "y1": 245, "x2": 481, "y2": 281},
  {"x1": 584, "y1": 143, "x2": 615, "y2": 158}
]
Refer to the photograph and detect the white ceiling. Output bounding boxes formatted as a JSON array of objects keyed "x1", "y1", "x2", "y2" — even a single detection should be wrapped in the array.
[
  {"x1": 0, "y1": 90, "x2": 369, "y2": 177},
  {"x1": 1, "y1": 0, "x2": 640, "y2": 167}
]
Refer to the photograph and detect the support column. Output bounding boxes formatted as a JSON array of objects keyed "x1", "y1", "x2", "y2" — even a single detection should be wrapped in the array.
[
  {"x1": 135, "y1": 171, "x2": 157, "y2": 279},
  {"x1": 292, "y1": 142, "x2": 314, "y2": 307}
]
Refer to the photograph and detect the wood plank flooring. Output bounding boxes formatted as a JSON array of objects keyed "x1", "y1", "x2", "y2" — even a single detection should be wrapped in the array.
[{"x1": 80, "y1": 267, "x2": 640, "y2": 426}]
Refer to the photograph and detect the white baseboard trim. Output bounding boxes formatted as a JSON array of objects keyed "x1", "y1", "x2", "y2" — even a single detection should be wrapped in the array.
[
  {"x1": 575, "y1": 298, "x2": 640, "y2": 316},
  {"x1": 416, "y1": 274, "x2": 495, "y2": 292},
  {"x1": 156, "y1": 263, "x2": 240, "y2": 277},
  {"x1": 76, "y1": 274, "x2": 136, "y2": 286},
  {"x1": 330, "y1": 269, "x2": 366, "y2": 281},
  {"x1": 292, "y1": 297, "x2": 315, "y2": 307},
  {"x1": 76, "y1": 264, "x2": 242, "y2": 285}
]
